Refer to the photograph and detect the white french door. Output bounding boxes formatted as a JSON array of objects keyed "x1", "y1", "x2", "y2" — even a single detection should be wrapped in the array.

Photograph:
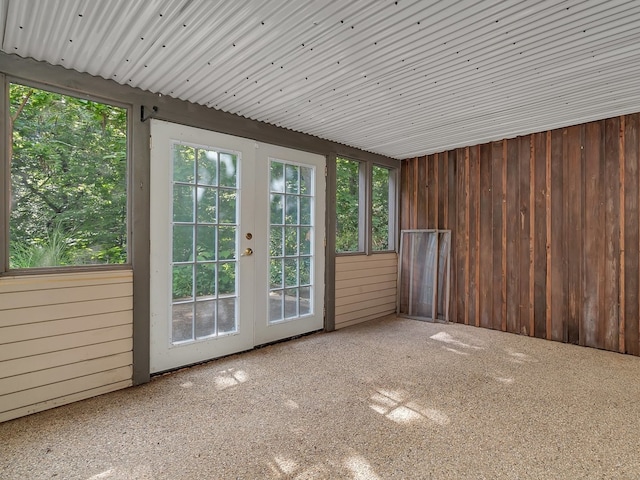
[{"x1": 149, "y1": 120, "x2": 325, "y2": 373}]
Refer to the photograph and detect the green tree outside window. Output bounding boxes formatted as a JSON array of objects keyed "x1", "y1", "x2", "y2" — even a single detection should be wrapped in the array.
[{"x1": 9, "y1": 83, "x2": 127, "y2": 268}]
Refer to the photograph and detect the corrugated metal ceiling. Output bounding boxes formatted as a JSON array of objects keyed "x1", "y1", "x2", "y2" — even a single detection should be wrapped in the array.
[{"x1": 2, "y1": 0, "x2": 640, "y2": 159}]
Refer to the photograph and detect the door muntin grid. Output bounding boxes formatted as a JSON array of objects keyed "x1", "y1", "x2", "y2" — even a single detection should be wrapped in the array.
[
  {"x1": 171, "y1": 143, "x2": 239, "y2": 344},
  {"x1": 268, "y1": 160, "x2": 314, "y2": 323}
]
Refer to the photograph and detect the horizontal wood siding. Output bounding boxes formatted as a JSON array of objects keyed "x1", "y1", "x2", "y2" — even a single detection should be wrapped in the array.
[
  {"x1": 0, "y1": 270, "x2": 133, "y2": 422},
  {"x1": 335, "y1": 253, "x2": 397, "y2": 329},
  {"x1": 401, "y1": 113, "x2": 640, "y2": 357}
]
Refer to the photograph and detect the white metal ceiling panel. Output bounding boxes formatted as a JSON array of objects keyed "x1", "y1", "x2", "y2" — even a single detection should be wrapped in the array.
[
  {"x1": 3, "y1": 0, "x2": 640, "y2": 159},
  {"x1": 0, "y1": 1, "x2": 7, "y2": 47}
]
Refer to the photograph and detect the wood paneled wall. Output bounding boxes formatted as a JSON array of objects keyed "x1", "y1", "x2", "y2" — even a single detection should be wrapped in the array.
[
  {"x1": 335, "y1": 253, "x2": 397, "y2": 329},
  {"x1": 0, "y1": 270, "x2": 133, "y2": 422},
  {"x1": 401, "y1": 114, "x2": 640, "y2": 356}
]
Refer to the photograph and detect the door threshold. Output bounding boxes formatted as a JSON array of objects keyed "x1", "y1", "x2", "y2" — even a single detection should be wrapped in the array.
[{"x1": 151, "y1": 329, "x2": 324, "y2": 378}]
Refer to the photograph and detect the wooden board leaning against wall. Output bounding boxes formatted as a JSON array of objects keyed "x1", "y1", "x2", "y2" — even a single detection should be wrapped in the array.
[{"x1": 401, "y1": 113, "x2": 640, "y2": 356}]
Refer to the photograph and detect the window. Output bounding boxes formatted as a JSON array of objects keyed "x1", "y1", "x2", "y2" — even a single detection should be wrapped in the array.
[
  {"x1": 335, "y1": 157, "x2": 396, "y2": 254},
  {"x1": 335, "y1": 157, "x2": 363, "y2": 252},
  {"x1": 372, "y1": 165, "x2": 391, "y2": 251},
  {"x1": 8, "y1": 83, "x2": 128, "y2": 269}
]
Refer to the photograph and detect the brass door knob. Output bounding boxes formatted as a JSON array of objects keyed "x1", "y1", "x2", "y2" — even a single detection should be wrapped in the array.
[{"x1": 241, "y1": 248, "x2": 253, "y2": 256}]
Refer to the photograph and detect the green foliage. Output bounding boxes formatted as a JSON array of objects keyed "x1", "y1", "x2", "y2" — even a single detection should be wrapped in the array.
[
  {"x1": 9, "y1": 83, "x2": 127, "y2": 268},
  {"x1": 171, "y1": 261, "x2": 236, "y2": 300},
  {"x1": 10, "y1": 222, "x2": 70, "y2": 268},
  {"x1": 170, "y1": 144, "x2": 240, "y2": 301},
  {"x1": 335, "y1": 159, "x2": 392, "y2": 252},
  {"x1": 372, "y1": 166, "x2": 390, "y2": 251},
  {"x1": 172, "y1": 264, "x2": 193, "y2": 301},
  {"x1": 335, "y1": 158, "x2": 360, "y2": 252}
]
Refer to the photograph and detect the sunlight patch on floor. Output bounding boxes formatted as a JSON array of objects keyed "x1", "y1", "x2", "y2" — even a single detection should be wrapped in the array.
[
  {"x1": 369, "y1": 389, "x2": 450, "y2": 425},
  {"x1": 385, "y1": 405, "x2": 423, "y2": 423},
  {"x1": 344, "y1": 455, "x2": 381, "y2": 480},
  {"x1": 274, "y1": 455, "x2": 298, "y2": 474},
  {"x1": 86, "y1": 464, "x2": 153, "y2": 479},
  {"x1": 267, "y1": 453, "x2": 333, "y2": 479},
  {"x1": 284, "y1": 399, "x2": 300, "y2": 410},
  {"x1": 214, "y1": 368, "x2": 248, "y2": 390},
  {"x1": 505, "y1": 348, "x2": 538, "y2": 364},
  {"x1": 442, "y1": 346, "x2": 470, "y2": 355},
  {"x1": 88, "y1": 471, "x2": 114, "y2": 480},
  {"x1": 430, "y1": 331, "x2": 483, "y2": 350},
  {"x1": 492, "y1": 376, "x2": 515, "y2": 384}
]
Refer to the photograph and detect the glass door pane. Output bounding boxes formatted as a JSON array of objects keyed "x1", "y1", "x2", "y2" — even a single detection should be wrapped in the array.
[
  {"x1": 268, "y1": 160, "x2": 314, "y2": 323},
  {"x1": 171, "y1": 143, "x2": 238, "y2": 343}
]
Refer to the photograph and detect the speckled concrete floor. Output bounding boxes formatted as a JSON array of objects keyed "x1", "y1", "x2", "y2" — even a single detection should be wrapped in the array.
[{"x1": 2, "y1": 315, "x2": 640, "y2": 479}]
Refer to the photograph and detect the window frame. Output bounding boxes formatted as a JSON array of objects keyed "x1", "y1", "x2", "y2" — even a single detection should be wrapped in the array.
[
  {"x1": 335, "y1": 155, "x2": 398, "y2": 256},
  {"x1": 2, "y1": 76, "x2": 133, "y2": 275}
]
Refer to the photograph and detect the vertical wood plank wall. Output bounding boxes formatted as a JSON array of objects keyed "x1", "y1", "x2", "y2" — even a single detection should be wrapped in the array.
[
  {"x1": 0, "y1": 270, "x2": 134, "y2": 422},
  {"x1": 335, "y1": 253, "x2": 397, "y2": 329},
  {"x1": 401, "y1": 114, "x2": 640, "y2": 356}
]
